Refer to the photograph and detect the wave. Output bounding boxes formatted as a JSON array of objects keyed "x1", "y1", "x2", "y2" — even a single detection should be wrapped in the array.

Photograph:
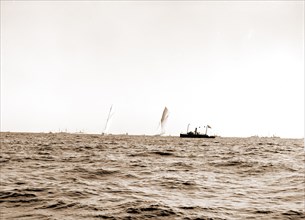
[{"x1": 1, "y1": 132, "x2": 304, "y2": 219}]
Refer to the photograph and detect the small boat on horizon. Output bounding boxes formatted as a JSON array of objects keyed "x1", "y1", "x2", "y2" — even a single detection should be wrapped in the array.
[
  {"x1": 180, "y1": 124, "x2": 215, "y2": 138},
  {"x1": 180, "y1": 133, "x2": 215, "y2": 138}
]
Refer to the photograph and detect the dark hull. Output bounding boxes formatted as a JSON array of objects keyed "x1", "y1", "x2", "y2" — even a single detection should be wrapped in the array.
[{"x1": 180, "y1": 133, "x2": 215, "y2": 138}]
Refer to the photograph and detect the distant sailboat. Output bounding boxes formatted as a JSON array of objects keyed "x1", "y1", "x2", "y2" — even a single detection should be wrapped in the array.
[
  {"x1": 156, "y1": 107, "x2": 169, "y2": 136},
  {"x1": 102, "y1": 105, "x2": 115, "y2": 135}
]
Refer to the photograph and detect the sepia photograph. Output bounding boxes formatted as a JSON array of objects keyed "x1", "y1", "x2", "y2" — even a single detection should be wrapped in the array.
[{"x1": 1, "y1": 0, "x2": 304, "y2": 219}]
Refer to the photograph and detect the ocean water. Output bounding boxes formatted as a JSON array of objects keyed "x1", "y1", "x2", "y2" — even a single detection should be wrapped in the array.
[{"x1": 0, "y1": 132, "x2": 304, "y2": 220}]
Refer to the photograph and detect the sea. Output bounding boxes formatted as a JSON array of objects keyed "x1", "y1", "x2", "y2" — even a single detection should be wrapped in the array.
[{"x1": 0, "y1": 132, "x2": 304, "y2": 220}]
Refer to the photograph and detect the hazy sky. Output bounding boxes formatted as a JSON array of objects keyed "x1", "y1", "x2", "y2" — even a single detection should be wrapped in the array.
[{"x1": 1, "y1": 1, "x2": 304, "y2": 138}]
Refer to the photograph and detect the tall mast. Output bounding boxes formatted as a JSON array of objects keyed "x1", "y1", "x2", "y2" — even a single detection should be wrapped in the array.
[{"x1": 187, "y1": 123, "x2": 190, "y2": 133}]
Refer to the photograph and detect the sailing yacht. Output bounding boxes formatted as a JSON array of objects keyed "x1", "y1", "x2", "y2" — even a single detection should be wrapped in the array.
[
  {"x1": 156, "y1": 107, "x2": 169, "y2": 136},
  {"x1": 102, "y1": 105, "x2": 115, "y2": 135}
]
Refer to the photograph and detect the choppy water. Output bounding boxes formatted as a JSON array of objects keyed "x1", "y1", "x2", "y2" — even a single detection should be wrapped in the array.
[{"x1": 0, "y1": 132, "x2": 304, "y2": 219}]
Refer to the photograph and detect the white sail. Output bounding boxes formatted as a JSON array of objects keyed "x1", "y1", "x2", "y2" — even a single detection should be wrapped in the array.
[
  {"x1": 159, "y1": 107, "x2": 169, "y2": 135},
  {"x1": 103, "y1": 105, "x2": 115, "y2": 135}
]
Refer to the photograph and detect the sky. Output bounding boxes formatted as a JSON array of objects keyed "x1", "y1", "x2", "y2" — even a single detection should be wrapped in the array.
[{"x1": 1, "y1": 1, "x2": 304, "y2": 138}]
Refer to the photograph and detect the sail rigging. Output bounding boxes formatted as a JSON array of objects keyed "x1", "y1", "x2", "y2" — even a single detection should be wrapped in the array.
[{"x1": 103, "y1": 105, "x2": 115, "y2": 135}]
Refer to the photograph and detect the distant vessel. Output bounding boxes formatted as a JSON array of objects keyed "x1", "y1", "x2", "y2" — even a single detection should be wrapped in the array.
[
  {"x1": 156, "y1": 107, "x2": 169, "y2": 136},
  {"x1": 180, "y1": 124, "x2": 215, "y2": 138},
  {"x1": 102, "y1": 105, "x2": 115, "y2": 135}
]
